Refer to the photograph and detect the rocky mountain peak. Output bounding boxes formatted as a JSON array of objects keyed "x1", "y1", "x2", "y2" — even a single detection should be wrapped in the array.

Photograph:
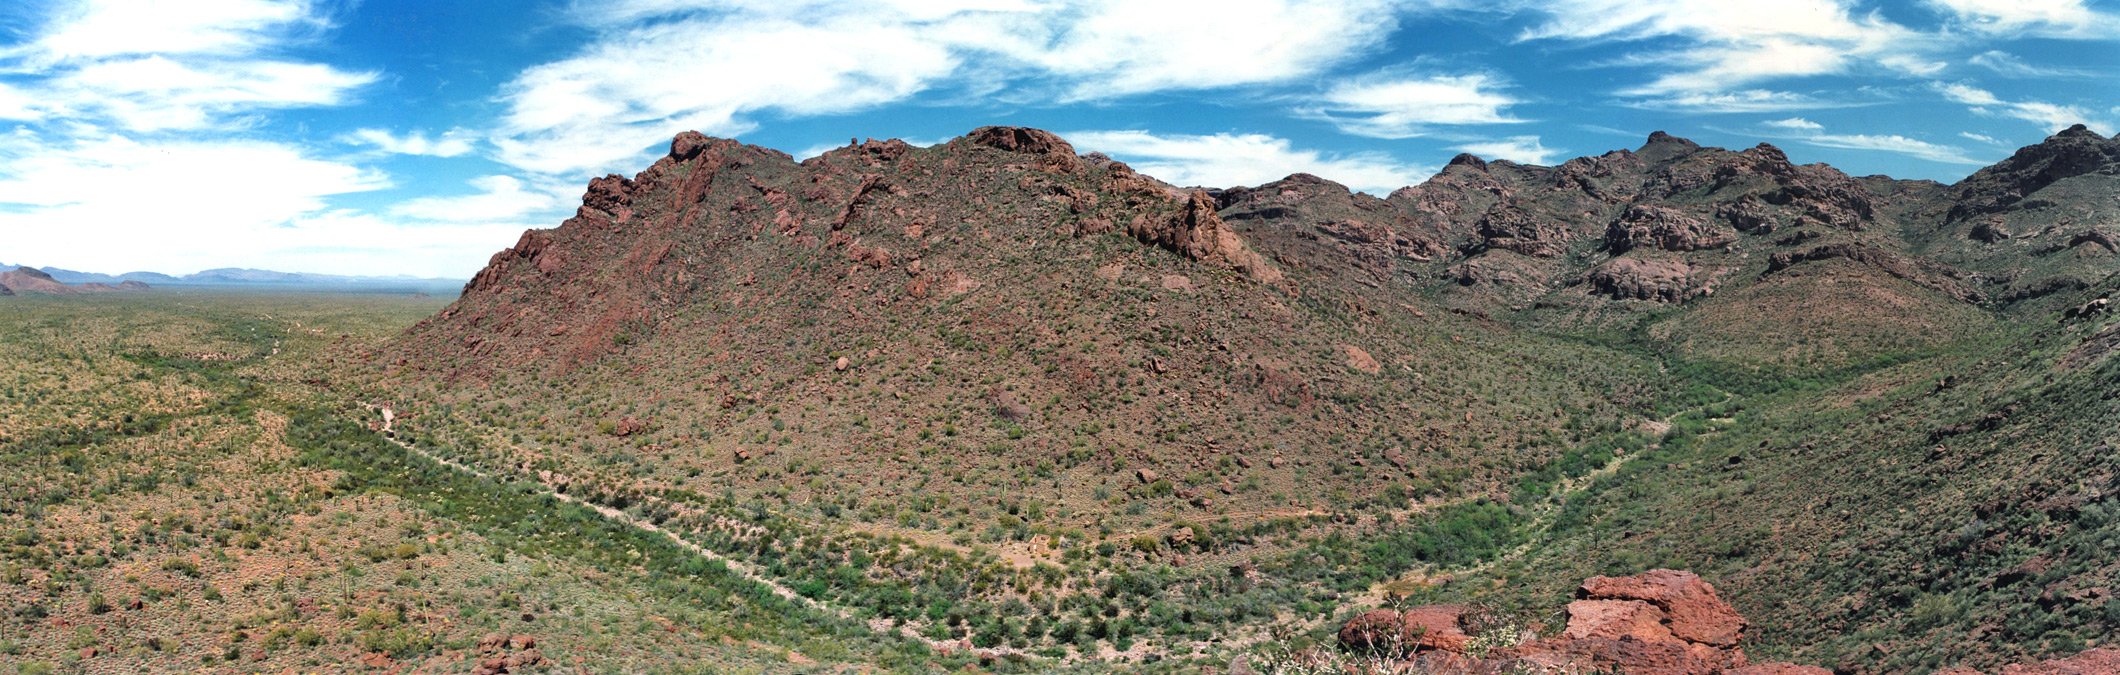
[{"x1": 1637, "y1": 130, "x2": 1702, "y2": 163}]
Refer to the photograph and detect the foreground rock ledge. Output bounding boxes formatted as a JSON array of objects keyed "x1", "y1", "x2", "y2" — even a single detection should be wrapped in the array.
[{"x1": 1338, "y1": 569, "x2": 2109, "y2": 675}]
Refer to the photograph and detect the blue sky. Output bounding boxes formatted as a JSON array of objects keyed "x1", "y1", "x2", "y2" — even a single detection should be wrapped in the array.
[{"x1": 0, "y1": 0, "x2": 2114, "y2": 277}]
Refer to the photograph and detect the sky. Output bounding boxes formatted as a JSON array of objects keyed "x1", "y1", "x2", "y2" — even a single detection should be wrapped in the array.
[{"x1": 0, "y1": 0, "x2": 2114, "y2": 278}]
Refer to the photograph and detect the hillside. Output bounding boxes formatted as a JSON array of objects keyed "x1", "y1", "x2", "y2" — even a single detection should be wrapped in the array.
[
  {"x1": 0, "y1": 266, "x2": 151, "y2": 295},
  {"x1": 367, "y1": 125, "x2": 2120, "y2": 671}
]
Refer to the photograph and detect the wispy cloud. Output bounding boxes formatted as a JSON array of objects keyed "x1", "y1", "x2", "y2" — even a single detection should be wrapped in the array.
[
  {"x1": 1303, "y1": 72, "x2": 1525, "y2": 138},
  {"x1": 493, "y1": 0, "x2": 1420, "y2": 177},
  {"x1": 1066, "y1": 130, "x2": 1435, "y2": 194},
  {"x1": 1766, "y1": 117, "x2": 1823, "y2": 130},
  {"x1": 1968, "y1": 50, "x2": 2095, "y2": 78},
  {"x1": 1517, "y1": 0, "x2": 1936, "y2": 96},
  {"x1": 1755, "y1": 118, "x2": 1987, "y2": 165},
  {"x1": 1453, "y1": 135, "x2": 1556, "y2": 165},
  {"x1": 346, "y1": 128, "x2": 477, "y2": 157},
  {"x1": 1800, "y1": 132, "x2": 1987, "y2": 165},
  {"x1": 1624, "y1": 90, "x2": 1853, "y2": 113},
  {"x1": 1934, "y1": 81, "x2": 2108, "y2": 133},
  {"x1": 1927, "y1": 0, "x2": 2118, "y2": 39}
]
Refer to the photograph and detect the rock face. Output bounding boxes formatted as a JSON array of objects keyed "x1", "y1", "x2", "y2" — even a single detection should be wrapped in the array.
[
  {"x1": 1998, "y1": 648, "x2": 2120, "y2": 675},
  {"x1": 1128, "y1": 190, "x2": 1284, "y2": 283},
  {"x1": 1337, "y1": 605, "x2": 1472, "y2": 653},
  {"x1": 1949, "y1": 125, "x2": 2120, "y2": 223},
  {"x1": 1333, "y1": 569, "x2": 2118, "y2": 674},
  {"x1": 1589, "y1": 258, "x2": 1698, "y2": 302},
  {"x1": 1576, "y1": 569, "x2": 1747, "y2": 646},
  {"x1": 1338, "y1": 570, "x2": 1807, "y2": 675},
  {"x1": 1606, "y1": 203, "x2": 1733, "y2": 253}
]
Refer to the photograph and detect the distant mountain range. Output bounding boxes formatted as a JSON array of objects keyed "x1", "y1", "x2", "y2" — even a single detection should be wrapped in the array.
[{"x1": 0, "y1": 263, "x2": 465, "y2": 293}]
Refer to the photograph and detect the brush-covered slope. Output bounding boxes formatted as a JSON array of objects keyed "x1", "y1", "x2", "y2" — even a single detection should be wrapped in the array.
[
  {"x1": 1214, "y1": 131, "x2": 2037, "y2": 382},
  {"x1": 390, "y1": 126, "x2": 1680, "y2": 551},
  {"x1": 375, "y1": 124, "x2": 2120, "y2": 669}
]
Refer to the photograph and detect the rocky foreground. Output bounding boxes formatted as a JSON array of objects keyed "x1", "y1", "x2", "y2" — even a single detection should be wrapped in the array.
[{"x1": 1334, "y1": 570, "x2": 2119, "y2": 675}]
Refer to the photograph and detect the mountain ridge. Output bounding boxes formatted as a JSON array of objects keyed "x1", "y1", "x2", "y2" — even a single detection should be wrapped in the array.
[{"x1": 368, "y1": 123, "x2": 2120, "y2": 671}]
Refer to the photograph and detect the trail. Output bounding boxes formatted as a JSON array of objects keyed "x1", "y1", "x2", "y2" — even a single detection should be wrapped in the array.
[{"x1": 360, "y1": 403, "x2": 1024, "y2": 660}]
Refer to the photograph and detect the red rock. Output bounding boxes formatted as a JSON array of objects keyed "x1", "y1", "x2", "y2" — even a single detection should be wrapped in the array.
[
  {"x1": 1578, "y1": 569, "x2": 1746, "y2": 646},
  {"x1": 1126, "y1": 191, "x2": 1282, "y2": 283},
  {"x1": 1729, "y1": 663, "x2": 1833, "y2": 675},
  {"x1": 1563, "y1": 599, "x2": 1674, "y2": 643},
  {"x1": 1399, "y1": 605, "x2": 1472, "y2": 652},
  {"x1": 358, "y1": 652, "x2": 394, "y2": 668},
  {"x1": 508, "y1": 634, "x2": 537, "y2": 650},
  {"x1": 2001, "y1": 648, "x2": 2120, "y2": 675},
  {"x1": 1542, "y1": 636, "x2": 1730, "y2": 675},
  {"x1": 968, "y1": 126, "x2": 1076, "y2": 157},
  {"x1": 671, "y1": 131, "x2": 710, "y2": 161},
  {"x1": 1336, "y1": 605, "x2": 1472, "y2": 653},
  {"x1": 1338, "y1": 609, "x2": 1404, "y2": 651},
  {"x1": 478, "y1": 632, "x2": 507, "y2": 652}
]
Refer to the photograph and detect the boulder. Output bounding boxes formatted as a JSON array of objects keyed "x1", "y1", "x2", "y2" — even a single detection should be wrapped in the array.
[
  {"x1": 1563, "y1": 599, "x2": 1674, "y2": 643},
  {"x1": 1577, "y1": 569, "x2": 1746, "y2": 646},
  {"x1": 2001, "y1": 648, "x2": 2120, "y2": 675},
  {"x1": 671, "y1": 131, "x2": 711, "y2": 161},
  {"x1": 1336, "y1": 605, "x2": 1472, "y2": 653}
]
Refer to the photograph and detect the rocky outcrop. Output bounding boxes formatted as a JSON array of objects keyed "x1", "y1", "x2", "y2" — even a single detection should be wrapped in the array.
[
  {"x1": 1576, "y1": 570, "x2": 1746, "y2": 646},
  {"x1": 1765, "y1": 244, "x2": 1983, "y2": 304},
  {"x1": 1606, "y1": 204, "x2": 1733, "y2": 253},
  {"x1": 1949, "y1": 125, "x2": 2120, "y2": 222},
  {"x1": 1129, "y1": 191, "x2": 1283, "y2": 282},
  {"x1": 1473, "y1": 203, "x2": 1572, "y2": 258},
  {"x1": 1338, "y1": 570, "x2": 1812, "y2": 675},
  {"x1": 1337, "y1": 605, "x2": 1472, "y2": 653},
  {"x1": 1589, "y1": 258, "x2": 1699, "y2": 302},
  {"x1": 1998, "y1": 648, "x2": 2120, "y2": 675}
]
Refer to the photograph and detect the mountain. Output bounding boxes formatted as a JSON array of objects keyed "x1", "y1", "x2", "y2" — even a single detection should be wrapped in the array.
[
  {"x1": 0, "y1": 265, "x2": 150, "y2": 295},
  {"x1": 373, "y1": 125, "x2": 2120, "y2": 671},
  {"x1": 25, "y1": 264, "x2": 462, "y2": 291}
]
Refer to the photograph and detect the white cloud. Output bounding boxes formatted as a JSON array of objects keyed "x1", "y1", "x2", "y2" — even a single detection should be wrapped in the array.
[
  {"x1": 1959, "y1": 132, "x2": 2002, "y2": 144},
  {"x1": 0, "y1": 134, "x2": 402, "y2": 274},
  {"x1": 1518, "y1": 0, "x2": 1932, "y2": 96},
  {"x1": 1453, "y1": 136, "x2": 1556, "y2": 165},
  {"x1": 1753, "y1": 117, "x2": 1989, "y2": 165},
  {"x1": 346, "y1": 128, "x2": 478, "y2": 157},
  {"x1": 1933, "y1": 81, "x2": 2107, "y2": 133},
  {"x1": 493, "y1": 0, "x2": 1417, "y2": 176},
  {"x1": 0, "y1": 1, "x2": 375, "y2": 133},
  {"x1": 1066, "y1": 130, "x2": 1434, "y2": 194},
  {"x1": 1928, "y1": 0, "x2": 2116, "y2": 38},
  {"x1": 1626, "y1": 90, "x2": 1845, "y2": 113},
  {"x1": 1936, "y1": 82, "x2": 2003, "y2": 106},
  {"x1": 1305, "y1": 73, "x2": 1524, "y2": 138},
  {"x1": 57, "y1": 56, "x2": 375, "y2": 131},
  {"x1": 0, "y1": 0, "x2": 511, "y2": 277},
  {"x1": 1968, "y1": 50, "x2": 2093, "y2": 78},
  {"x1": 1015, "y1": 0, "x2": 1406, "y2": 100},
  {"x1": 1765, "y1": 117, "x2": 1823, "y2": 130},
  {"x1": 27, "y1": 0, "x2": 325, "y2": 61},
  {"x1": 392, "y1": 175, "x2": 566, "y2": 223},
  {"x1": 1799, "y1": 133, "x2": 1987, "y2": 165}
]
